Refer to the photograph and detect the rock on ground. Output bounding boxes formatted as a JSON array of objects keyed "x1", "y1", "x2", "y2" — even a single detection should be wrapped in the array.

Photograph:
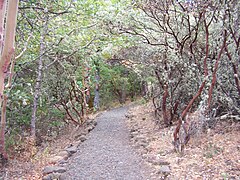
[
  {"x1": 62, "y1": 106, "x2": 151, "y2": 179},
  {"x1": 43, "y1": 166, "x2": 66, "y2": 175}
]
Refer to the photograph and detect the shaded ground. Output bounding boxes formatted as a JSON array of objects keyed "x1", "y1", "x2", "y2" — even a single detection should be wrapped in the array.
[
  {"x1": 2, "y1": 102, "x2": 239, "y2": 179},
  {"x1": 126, "y1": 103, "x2": 240, "y2": 179},
  {"x1": 62, "y1": 106, "x2": 151, "y2": 179},
  {"x1": 0, "y1": 113, "x2": 101, "y2": 179}
]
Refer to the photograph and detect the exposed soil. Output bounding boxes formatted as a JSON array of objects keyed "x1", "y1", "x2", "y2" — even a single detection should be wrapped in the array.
[
  {"x1": 126, "y1": 103, "x2": 240, "y2": 179},
  {"x1": 0, "y1": 112, "x2": 101, "y2": 180},
  {"x1": 1, "y1": 103, "x2": 239, "y2": 179}
]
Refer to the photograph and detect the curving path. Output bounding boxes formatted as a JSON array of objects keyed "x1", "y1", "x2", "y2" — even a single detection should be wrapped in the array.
[{"x1": 63, "y1": 106, "x2": 150, "y2": 180}]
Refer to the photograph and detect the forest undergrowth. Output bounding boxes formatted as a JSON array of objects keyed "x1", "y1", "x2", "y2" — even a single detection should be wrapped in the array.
[
  {"x1": 1, "y1": 100, "x2": 239, "y2": 179},
  {"x1": 1, "y1": 100, "x2": 132, "y2": 179},
  {"x1": 126, "y1": 103, "x2": 240, "y2": 179},
  {"x1": 0, "y1": 111, "x2": 102, "y2": 179}
]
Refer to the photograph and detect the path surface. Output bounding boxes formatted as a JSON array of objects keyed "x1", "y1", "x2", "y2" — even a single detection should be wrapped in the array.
[{"x1": 63, "y1": 106, "x2": 150, "y2": 180}]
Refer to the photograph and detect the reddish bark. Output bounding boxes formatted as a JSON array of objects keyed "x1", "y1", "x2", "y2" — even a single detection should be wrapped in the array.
[
  {"x1": 154, "y1": 69, "x2": 164, "y2": 89},
  {"x1": 173, "y1": 81, "x2": 206, "y2": 141},
  {"x1": 173, "y1": 16, "x2": 209, "y2": 143},
  {"x1": 0, "y1": 0, "x2": 4, "y2": 10},
  {"x1": 60, "y1": 101, "x2": 81, "y2": 125},
  {"x1": 173, "y1": 100, "x2": 179, "y2": 115},
  {"x1": 58, "y1": 80, "x2": 86, "y2": 125},
  {"x1": 0, "y1": 0, "x2": 19, "y2": 162},
  {"x1": 207, "y1": 30, "x2": 227, "y2": 109},
  {"x1": 69, "y1": 86, "x2": 84, "y2": 123}
]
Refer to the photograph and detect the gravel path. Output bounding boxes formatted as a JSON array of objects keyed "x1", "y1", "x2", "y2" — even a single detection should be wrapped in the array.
[{"x1": 63, "y1": 106, "x2": 151, "y2": 180}]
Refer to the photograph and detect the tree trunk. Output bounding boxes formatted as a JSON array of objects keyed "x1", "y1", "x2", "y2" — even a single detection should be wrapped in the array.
[
  {"x1": 162, "y1": 84, "x2": 169, "y2": 125},
  {"x1": 207, "y1": 30, "x2": 227, "y2": 109},
  {"x1": 31, "y1": 15, "x2": 48, "y2": 138},
  {"x1": 94, "y1": 65, "x2": 100, "y2": 110},
  {"x1": 173, "y1": 16, "x2": 210, "y2": 148},
  {"x1": 0, "y1": 0, "x2": 19, "y2": 162},
  {"x1": 225, "y1": 47, "x2": 240, "y2": 97},
  {"x1": 141, "y1": 81, "x2": 148, "y2": 97},
  {"x1": 121, "y1": 80, "x2": 126, "y2": 104},
  {"x1": 0, "y1": 95, "x2": 8, "y2": 162}
]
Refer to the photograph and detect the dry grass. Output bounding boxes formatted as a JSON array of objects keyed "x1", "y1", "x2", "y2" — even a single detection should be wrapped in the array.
[
  {"x1": 1, "y1": 110, "x2": 103, "y2": 180},
  {"x1": 2, "y1": 102, "x2": 239, "y2": 179},
  {"x1": 127, "y1": 103, "x2": 240, "y2": 179}
]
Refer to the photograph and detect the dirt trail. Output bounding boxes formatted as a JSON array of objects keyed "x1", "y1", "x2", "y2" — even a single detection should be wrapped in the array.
[{"x1": 62, "y1": 106, "x2": 151, "y2": 180}]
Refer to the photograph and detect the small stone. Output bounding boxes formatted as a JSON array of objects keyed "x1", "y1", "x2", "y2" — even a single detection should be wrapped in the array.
[
  {"x1": 125, "y1": 114, "x2": 134, "y2": 119},
  {"x1": 65, "y1": 146, "x2": 78, "y2": 155},
  {"x1": 48, "y1": 156, "x2": 66, "y2": 164},
  {"x1": 153, "y1": 159, "x2": 170, "y2": 166},
  {"x1": 86, "y1": 120, "x2": 91, "y2": 126},
  {"x1": 87, "y1": 126, "x2": 94, "y2": 132},
  {"x1": 92, "y1": 121, "x2": 97, "y2": 127},
  {"x1": 79, "y1": 135, "x2": 87, "y2": 142},
  {"x1": 59, "y1": 173, "x2": 68, "y2": 180},
  {"x1": 158, "y1": 165, "x2": 171, "y2": 174},
  {"x1": 42, "y1": 173, "x2": 61, "y2": 180},
  {"x1": 130, "y1": 131, "x2": 139, "y2": 138},
  {"x1": 129, "y1": 134, "x2": 134, "y2": 138},
  {"x1": 42, "y1": 174, "x2": 52, "y2": 180},
  {"x1": 72, "y1": 140, "x2": 82, "y2": 148},
  {"x1": 81, "y1": 130, "x2": 88, "y2": 136},
  {"x1": 130, "y1": 128, "x2": 136, "y2": 133},
  {"x1": 59, "y1": 159, "x2": 68, "y2": 164},
  {"x1": 43, "y1": 166, "x2": 66, "y2": 175},
  {"x1": 58, "y1": 151, "x2": 69, "y2": 158},
  {"x1": 74, "y1": 134, "x2": 82, "y2": 140},
  {"x1": 144, "y1": 154, "x2": 170, "y2": 165},
  {"x1": 131, "y1": 131, "x2": 139, "y2": 136}
]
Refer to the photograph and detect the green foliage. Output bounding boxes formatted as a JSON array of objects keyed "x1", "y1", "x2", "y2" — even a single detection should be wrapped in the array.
[
  {"x1": 0, "y1": 0, "x2": 140, "y2": 160},
  {"x1": 98, "y1": 62, "x2": 141, "y2": 105},
  {"x1": 49, "y1": 120, "x2": 64, "y2": 128},
  {"x1": 6, "y1": 0, "x2": 239, "y2": 154},
  {"x1": 139, "y1": 97, "x2": 147, "y2": 105},
  {"x1": 5, "y1": 130, "x2": 22, "y2": 152},
  {"x1": 108, "y1": 0, "x2": 240, "y2": 119},
  {"x1": 7, "y1": 83, "x2": 33, "y2": 128}
]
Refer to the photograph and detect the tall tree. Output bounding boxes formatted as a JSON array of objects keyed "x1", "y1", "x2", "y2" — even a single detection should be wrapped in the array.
[
  {"x1": 30, "y1": 10, "x2": 48, "y2": 139},
  {"x1": 93, "y1": 60, "x2": 100, "y2": 110},
  {"x1": 0, "y1": 0, "x2": 19, "y2": 162}
]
